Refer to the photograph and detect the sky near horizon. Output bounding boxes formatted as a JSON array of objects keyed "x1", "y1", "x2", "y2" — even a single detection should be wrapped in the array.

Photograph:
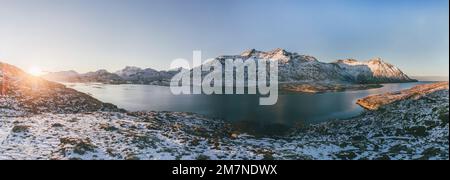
[{"x1": 0, "y1": 0, "x2": 448, "y2": 76}]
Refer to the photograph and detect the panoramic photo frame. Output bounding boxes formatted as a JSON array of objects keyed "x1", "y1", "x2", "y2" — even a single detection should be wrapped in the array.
[{"x1": 0, "y1": 0, "x2": 448, "y2": 177}]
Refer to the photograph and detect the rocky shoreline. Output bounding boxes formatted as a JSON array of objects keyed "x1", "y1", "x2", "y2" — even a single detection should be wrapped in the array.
[
  {"x1": 280, "y1": 82, "x2": 383, "y2": 94},
  {"x1": 357, "y1": 82, "x2": 449, "y2": 110}
]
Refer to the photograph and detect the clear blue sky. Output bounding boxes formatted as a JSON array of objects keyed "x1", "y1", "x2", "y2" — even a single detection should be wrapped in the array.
[{"x1": 0, "y1": 0, "x2": 448, "y2": 76}]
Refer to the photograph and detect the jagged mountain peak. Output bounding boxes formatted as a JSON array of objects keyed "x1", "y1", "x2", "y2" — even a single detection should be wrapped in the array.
[
  {"x1": 336, "y1": 58, "x2": 387, "y2": 65},
  {"x1": 255, "y1": 48, "x2": 318, "y2": 62},
  {"x1": 296, "y1": 55, "x2": 318, "y2": 62},
  {"x1": 335, "y1": 59, "x2": 359, "y2": 64},
  {"x1": 336, "y1": 58, "x2": 383, "y2": 65},
  {"x1": 368, "y1": 57, "x2": 385, "y2": 64},
  {"x1": 240, "y1": 49, "x2": 258, "y2": 57},
  {"x1": 269, "y1": 48, "x2": 288, "y2": 54},
  {"x1": 240, "y1": 48, "x2": 289, "y2": 57},
  {"x1": 239, "y1": 48, "x2": 300, "y2": 62}
]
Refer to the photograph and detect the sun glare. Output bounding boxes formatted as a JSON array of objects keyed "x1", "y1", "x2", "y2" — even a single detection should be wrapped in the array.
[{"x1": 28, "y1": 66, "x2": 44, "y2": 76}]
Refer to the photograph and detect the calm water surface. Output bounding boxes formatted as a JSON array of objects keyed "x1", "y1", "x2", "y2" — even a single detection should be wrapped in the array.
[{"x1": 67, "y1": 82, "x2": 431, "y2": 135}]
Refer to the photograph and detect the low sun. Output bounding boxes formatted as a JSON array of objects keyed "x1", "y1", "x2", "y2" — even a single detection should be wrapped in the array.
[{"x1": 28, "y1": 66, "x2": 44, "y2": 76}]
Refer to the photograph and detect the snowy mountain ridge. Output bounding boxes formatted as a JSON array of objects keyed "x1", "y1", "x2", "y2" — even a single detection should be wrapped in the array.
[
  {"x1": 213, "y1": 48, "x2": 415, "y2": 84},
  {"x1": 41, "y1": 48, "x2": 416, "y2": 85}
]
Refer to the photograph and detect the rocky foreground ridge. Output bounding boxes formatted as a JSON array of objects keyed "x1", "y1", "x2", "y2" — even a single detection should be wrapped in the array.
[{"x1": 1, "y1": 62, "x2": 121, "y2": 115}]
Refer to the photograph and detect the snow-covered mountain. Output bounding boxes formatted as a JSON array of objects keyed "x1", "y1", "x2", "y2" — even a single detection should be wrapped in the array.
[
  {"x1": 82, "y1": 69, "x2": 125, "y2": 84},
  {"x1": 115, "y1": 66, "x2": 144, "y2": 78},
  {"x1": 43, "y1": 69, "x2": 125, "y2": 84},
  {"x1": 334, "y1": 58, "x2": 414, "y2": 83},
  {"x1": 43, "y1": 66, "x2": 181, "y2": 86},
  {"x1": 114, "y1": 66, "x2": 179, "y2": 85},
  {"x1": 208, "y1": 48, "x2": 415, "y2": 84},
  {"x1": 42, "y1": 48, "x2": 416, "y2": 85}
]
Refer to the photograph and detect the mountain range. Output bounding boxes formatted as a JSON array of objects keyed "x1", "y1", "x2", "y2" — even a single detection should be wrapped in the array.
[
  {"x1": 43, "y1": 67, "x2": 181, "y2": 85},
  {"x1": 42, "y1": 48, "x2": 416, "y2": 85}
]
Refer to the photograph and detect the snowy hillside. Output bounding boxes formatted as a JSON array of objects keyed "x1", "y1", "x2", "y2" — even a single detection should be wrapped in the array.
[
  {"x1": 334, "y1": 58, "x2": 414, "y2": 83},
  {"x1": 0, "y1": 62, "x2": 120, "y2": 114}
]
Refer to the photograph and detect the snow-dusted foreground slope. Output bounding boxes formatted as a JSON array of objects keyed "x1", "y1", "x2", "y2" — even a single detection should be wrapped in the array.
[{"x1": 1, "y1": 89, "x2": 448, "y2": 160}]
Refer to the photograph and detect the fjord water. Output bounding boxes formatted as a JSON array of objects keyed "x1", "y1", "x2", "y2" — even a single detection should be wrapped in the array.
[{"x1": 67, "y1": 82, "x2": 431, "y2": 136}]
